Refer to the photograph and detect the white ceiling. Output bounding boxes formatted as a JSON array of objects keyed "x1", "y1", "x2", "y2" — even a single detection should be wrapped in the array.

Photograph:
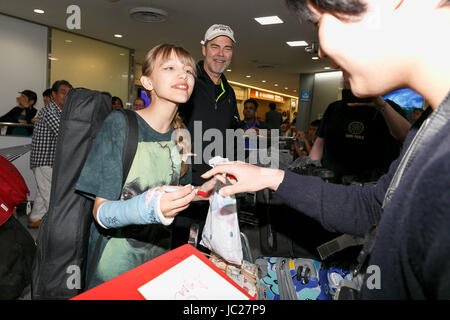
[{"x1": 0, "y1": 0, "x2": 334, "y2": 96}]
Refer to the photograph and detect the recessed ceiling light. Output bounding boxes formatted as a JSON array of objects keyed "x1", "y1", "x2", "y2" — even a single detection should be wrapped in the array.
[
  {"x1": 114, "y1": 34, "x2": 123, "y2": 38},
  {"x1": 324, "y1": 67, "x2": 331, "y2": 70},
  {"x1": 65, "y1": 39, "x2": 72, "y2": 43},
  {"x1": 286, "y1": 41, "x2": 308, "y2": 47},
  {"x1": 246, "y1": 75, "x2": 251, "y2": 78},
  {"x1": 226, "y1": 69, "x2": 232, "y2": 72},
  {"x1": 284, "y1": 87, "x2": 289, "y2": 90},
  {"x1": 312, "y1": 57, "x2": 319, "y2": 60},
  {"x1": 274, "y1": 84, "x2": 279, "y2": 86},
  {"x1": 293, "y1": 90, "x2": 297, "y2": 92},
  {"x1": 254, "y1": 16, "x2": 283, "y2": 25},
  {"x1": 261, "y1": 80, "x2": 266, "y2": 83},
  {"x1": 33, "y1": 9, "x2": 45, "y2": 14}
]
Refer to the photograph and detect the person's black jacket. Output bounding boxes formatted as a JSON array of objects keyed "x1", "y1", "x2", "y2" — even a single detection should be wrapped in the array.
[
  {"x1": 0, "y1": 106, "x2": 37, "y2": 135},
  {"x1": 179, "y1": 60, "x2": 240, "y2": 185}
]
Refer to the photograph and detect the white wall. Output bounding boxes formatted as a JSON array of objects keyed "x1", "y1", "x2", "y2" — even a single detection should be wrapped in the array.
[
  {"x1": 50, "y1": 29, "x2": 130, "y2": 107},
  {"x1": 0, "y1": 14, "x2": 48, "y2": 116},
  {"x1": 310, "y1": 71, "x2": 343, "y2": 121}
]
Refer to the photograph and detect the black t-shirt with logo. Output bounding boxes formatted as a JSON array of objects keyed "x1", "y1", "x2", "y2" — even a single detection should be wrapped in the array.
[{"x1": 317, "y1": 100, "x2": 405, "y2": 182}]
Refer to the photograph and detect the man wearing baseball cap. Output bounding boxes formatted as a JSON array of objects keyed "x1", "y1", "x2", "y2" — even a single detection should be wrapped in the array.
[
  {"x1": 175, "y1": 24, "x2": 241, "y2": 248},
  {"x1": 0, "y1": 89, "x2": 38, "y2": 136}
]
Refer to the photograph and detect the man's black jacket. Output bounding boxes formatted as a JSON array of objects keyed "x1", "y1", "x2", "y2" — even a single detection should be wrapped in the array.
[{"x1": 179, "y1": 60, "x2": 240, "y2": 185}]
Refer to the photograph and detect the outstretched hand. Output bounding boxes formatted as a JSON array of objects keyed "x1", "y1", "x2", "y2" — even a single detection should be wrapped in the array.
[
  {"x1": 201, "y1": 161, "x2": 285, "y2": 197},
  {"x1": 192, "y1": 177, "x2": 217, "y2": 201}
]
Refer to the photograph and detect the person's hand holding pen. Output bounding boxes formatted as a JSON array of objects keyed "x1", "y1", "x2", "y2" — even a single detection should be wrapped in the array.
[
  {"x1": 161, "y1": 175, "x2": 218, "y2": 208},
  {"x1": 159, "y1": 185, "x2": 196, "y2": 218}
]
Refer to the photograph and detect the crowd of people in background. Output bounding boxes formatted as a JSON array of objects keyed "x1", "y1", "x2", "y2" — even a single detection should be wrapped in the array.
[
  {"x1": 0, "y1": 73, "x2": 429, "y2": 229},
  {"x1": 0, "y1": 68, "x2": 429, "y2": 231}
]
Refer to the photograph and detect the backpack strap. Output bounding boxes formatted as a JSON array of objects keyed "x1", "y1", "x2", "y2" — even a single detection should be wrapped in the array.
[
  {"x1": 85, "y1": 108, "x2": 138, "y2": 289},
  {"x1": 119, "y1": 109, "x2": 139, "y2": 187}
]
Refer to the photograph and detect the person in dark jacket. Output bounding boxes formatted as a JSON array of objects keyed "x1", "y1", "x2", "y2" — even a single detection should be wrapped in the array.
[
  {"x1": 0, "y1": 90, "x2": 37, "y2": 135},
  {"x1": 202, "y1": 0, "x2": 450, "y2": 299},
  {"x1": 175, "y1": 24, "x2": 240, "y2": 248},
  {"x1": 238, "y1": 99, "x2": 271, "y2": 133},
  {"x1": 265, "y1": 102, "x2": 283, "y2": 130},
  {"x1": 238, "y1": 99, "x2": 271, "y2": 150},
  {"x1": 179, "y1": 24, "x2": 240, "y2": 186}
]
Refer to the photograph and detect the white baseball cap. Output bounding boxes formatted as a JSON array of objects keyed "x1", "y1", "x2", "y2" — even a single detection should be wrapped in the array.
[{"x1": 200, "y1": 24, "x2": 236, "y2": 45}]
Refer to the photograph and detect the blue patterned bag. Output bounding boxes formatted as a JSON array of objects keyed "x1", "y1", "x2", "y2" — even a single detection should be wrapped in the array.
[{"x1": 256, "y1": 257, "x2": 352, "y2": 300}]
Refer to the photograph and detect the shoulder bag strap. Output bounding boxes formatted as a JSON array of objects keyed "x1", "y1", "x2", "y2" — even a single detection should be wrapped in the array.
[
  {"x1": 119, "y1": 108, "x2": 139, "y2": 187},
  {"x1": 85, "y1": 108, "x2": 138, "y2": 290}
]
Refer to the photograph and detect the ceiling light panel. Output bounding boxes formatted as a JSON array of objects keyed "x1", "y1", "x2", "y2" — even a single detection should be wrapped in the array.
[
  {"x1": 254, "y1": 16, "x2": 283, "y2": 25},
  {"x1": 286, "y1": 41, "x2": 308, "y2": 47}
]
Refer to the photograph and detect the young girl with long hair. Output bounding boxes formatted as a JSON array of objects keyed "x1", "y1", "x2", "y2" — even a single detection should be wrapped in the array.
[{"x1": 76, "y1": 44, "x2": 214, "y2": 288}]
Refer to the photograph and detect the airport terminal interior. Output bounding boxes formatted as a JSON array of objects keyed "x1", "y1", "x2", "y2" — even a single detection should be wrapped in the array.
[{"x1": 0, "y1": 0, "x2": 433, "y2": 302}]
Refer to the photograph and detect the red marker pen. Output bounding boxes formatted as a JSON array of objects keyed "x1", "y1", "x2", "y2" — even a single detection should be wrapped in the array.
[{"x1": 195, "y1": 190, "x2": 209, "y2": 197}]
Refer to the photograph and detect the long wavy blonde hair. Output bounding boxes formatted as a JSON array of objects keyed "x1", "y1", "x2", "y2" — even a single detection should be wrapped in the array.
[{"x1": 141, "y1": 44, "x2": 196, "y2": 178}]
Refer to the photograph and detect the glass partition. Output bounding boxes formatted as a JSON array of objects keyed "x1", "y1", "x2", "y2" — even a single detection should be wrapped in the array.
[{"x1": 49, "y1": 29, "x2": 131, "y2": 107}]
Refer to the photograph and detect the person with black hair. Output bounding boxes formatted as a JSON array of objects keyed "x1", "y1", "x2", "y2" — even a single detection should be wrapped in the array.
[
  {"x1": 293, "y1": 119, "x2": 321, "y2": 157},
  {"x1": 203, "y1": 0, "x2": 450, "y2": 299},
  {"x1": 111, "y1": 96, "x2": 123, "y2": 110},
  {"x1": 42, "y1": 88, "x2": 52, "y2": 108},
  {"x1": 237, "y1": 99, "x2": 271, "y2": 150},
  {"x1": 309, "y1": 93, "x2": 410, "y2": 183},
  {"x1": 0, "y1": 89, "x2": 37, "y2": 136},
  {"x1": 265, "y1": 102, "x2": 283, "y2": 130},
  {"x1": 29, "y1": 80, "x2": 72, "y2": 228},
  {"x1": 238, "y1": 99, "x2": 271, "y2": 133}
]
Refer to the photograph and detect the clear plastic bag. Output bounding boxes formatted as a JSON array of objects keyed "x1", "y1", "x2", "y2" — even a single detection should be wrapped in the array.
[{"x1": 200, "y1": 180, "x2": 243, "y2": 265}]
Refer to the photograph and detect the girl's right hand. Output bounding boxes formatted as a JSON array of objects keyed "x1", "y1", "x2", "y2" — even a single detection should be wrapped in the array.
[{"x1": 159, "y1": 185, "x2": 196, "y2": 218}]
